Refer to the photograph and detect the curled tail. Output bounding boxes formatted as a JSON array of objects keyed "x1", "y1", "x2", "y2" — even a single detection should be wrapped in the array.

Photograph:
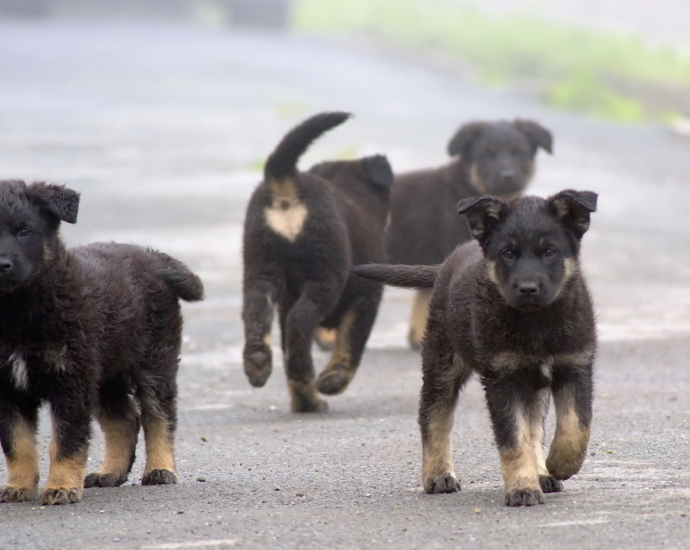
[
  {"x1": 351, "y1": 263, "x2": 439, "y2": 289},
  {"x1": 265, "y1": 112, "x2": 351, "y2": 181},
  {"x1": 155, "y1": 256, "x2": 205, "y2": 302}
]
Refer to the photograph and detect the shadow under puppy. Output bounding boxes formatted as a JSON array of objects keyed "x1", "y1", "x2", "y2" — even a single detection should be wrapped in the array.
[
  {"x1": 0, "y1": 181, "x2": 204, "y2": 505},
  {"x1": 386, "y1": 119, "x2": 553, "y2": 349},
  {"x1": 242, "y1": 112, "x2": 393, "y2": 412},
  {"x1": 353, "y1": 189, "x2": 597, "y2": 506}
]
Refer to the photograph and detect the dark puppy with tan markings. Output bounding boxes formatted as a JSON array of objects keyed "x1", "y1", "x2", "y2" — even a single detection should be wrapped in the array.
[
  {"x1": 387, "y1": 119, "x2": 553, "y2": 348},
  {"x1": 242, "y1": 112, "x2": 393, "y2": 412},
  {"x1": 0, "y1": 180, "x2": 203, "y2": 505},
  {"x1": 353, "y1": 189, "x2": 597, "y2": 506}
]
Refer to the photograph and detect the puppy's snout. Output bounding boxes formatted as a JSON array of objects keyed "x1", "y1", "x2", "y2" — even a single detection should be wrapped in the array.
[
  {"x1": 500, "y1": 170, "x2": 516, "y2": 181},
  {"x1": 0, "y1": 258, "x2": 13, "y2": 274},
  {"x1": 517, "y1": 282, "x2": 539, "y2": 296}
]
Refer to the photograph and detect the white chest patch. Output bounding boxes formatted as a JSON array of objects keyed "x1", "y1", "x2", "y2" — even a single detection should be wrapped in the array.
[
  {"x1": 9, "y1": 352, "x2": 29, "y2": 391},
  {"x1": 264, "y1": 200, "x2": 308, "y2": 243}
]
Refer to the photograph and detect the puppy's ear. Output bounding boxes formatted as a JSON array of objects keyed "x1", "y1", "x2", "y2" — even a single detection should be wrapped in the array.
[
  {"x1": 447, "y1": 122, "x2": 486, "y2": 157},
  {"x1": 363, "y1": 154, "x2": 394, "y2": 188},
  {"x1": 547, "y1": 190, "x2": 597, "y2": 239},
  {"x1": 457, "y1": 196, "x2": 509, "y2": 243},
  {"x1": 514, "y1": 119, "x2": 553, "y2": 154},
  {"x1": 27, "y1": 183, "x2": 80, "y2": 224}
]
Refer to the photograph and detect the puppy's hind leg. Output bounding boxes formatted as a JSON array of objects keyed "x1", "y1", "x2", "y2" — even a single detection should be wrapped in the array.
[
  {"x1": 85, "y1": 376, "x2": 139, "y2": 488},
  {"x1": 317, "y1": 283, "x2": 383, "y2": 395},
  {"x1": 242, "y1": 276, "x2": 280, "y2": 388},
  {"x1": 419, "y1": 324, "x2": 470, "y2": 494},
  {"x1": 408, "y1": 288, "x2": 431, "y2": 350}
]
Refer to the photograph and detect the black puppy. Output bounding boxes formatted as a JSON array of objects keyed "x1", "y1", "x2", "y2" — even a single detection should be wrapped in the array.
[
  {"x1": 386, "y1": 119, "x2": 553, "y2": 348},
  {"x1": 353, "y1": 190, "x2": 597, "y2": 506},
  {"x1": 242, "y1": 112, "x2": 393, "y2": 412},
  {"x1": 0, "y1": 181, "x2": 204, "y2": 505}
]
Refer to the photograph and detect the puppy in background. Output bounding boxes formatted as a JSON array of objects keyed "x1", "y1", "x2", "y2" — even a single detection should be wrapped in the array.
[
  {"x1": 242, "y1": 112, "x2": 393, "y2": 411},
  {"x1": 354, "y1": 190, "x2": 597, "y2": 507},
  {"x1": 0, "y1": 181, "x2": 204, "y2": 505},
  {"x1": 387, "y1": 119, "x2": 553, "y2": 348}
]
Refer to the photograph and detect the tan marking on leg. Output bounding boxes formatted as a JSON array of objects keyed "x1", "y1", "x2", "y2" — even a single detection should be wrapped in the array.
[
  {"x1": 499, "y1": 407, "x2": 540, "y2": 496},
  {"x1": 264, "y1": 179, "x2": 308, "y2": 242},
  {"x1": 98, "y1": 417, "x2": 136, "y2": 478},
  {"x1": 44, "y1": 439, "x2": 86, "y2": 494},
  {"x1": 422, "y1": 413, "x2": 456, "y2": 488},
  {"x1": 408, "y1": 289, "x2": 431, "y2": 349},
  {"x1": 4, "y1": 418, "x2": 39, "y2": 497},
  {"x1": 529, "y1": 390, "x2": 550, "y2": 477},
  {"x1": 143, "y1": 417, "x2": 176, "y2": 474},
  {"x1": 547, "y1": 394, "x2": 590, "y2": 480},
  {"x1": 317, "y1": 309, "x2": 359, "y2": 395},
  {"x1": 288, "y1": 379, "x2": 328, "y2": 413},
  {"x1": 314, "y1": 327, "x2": 336, "y2": 350}
]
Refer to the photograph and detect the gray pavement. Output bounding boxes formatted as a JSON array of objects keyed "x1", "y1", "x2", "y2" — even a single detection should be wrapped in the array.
[{"x1": 0, "y1": 19, "x2": 689, "y2": 549}]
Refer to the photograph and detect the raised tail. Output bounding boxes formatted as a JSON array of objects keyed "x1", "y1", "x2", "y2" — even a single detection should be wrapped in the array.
[
  {"x1": 265, "y1": 112, "x2": 351, "y2": 181},
  {"x1": 351, "y1": 263, "x2": 439, "y2": 289},
  {"x1": 155, "y1": 256, "x2": 205, "y2": 302}
]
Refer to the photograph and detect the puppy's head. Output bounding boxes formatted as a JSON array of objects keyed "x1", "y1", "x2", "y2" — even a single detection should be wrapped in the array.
[
  {"x1": 0, "y1": 181, "x2": 80, "y2": 292},
  {"x1": 448, "y1": 119, "x2": 553, "y2": 197},
  {"x1": 458, "y1": 190, "x2": 596, "y2": 312}
]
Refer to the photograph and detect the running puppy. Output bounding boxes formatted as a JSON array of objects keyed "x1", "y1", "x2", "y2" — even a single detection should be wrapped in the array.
[
  {"x1": 0, "y1": 180, "x2": 204, "y2": 505},
  {"x1": 242, "y1": 112, "x2": 393, "y2": 412},
  {"x1": 387, "y1": 119, "x2": 553, "y2": 348},
  {"x1": 353, "y1": 190, "x2": 597, "y2": 506}
]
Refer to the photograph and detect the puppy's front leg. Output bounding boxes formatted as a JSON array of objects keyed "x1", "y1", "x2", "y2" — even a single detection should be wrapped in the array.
[
  {"x1": 242, "y1": 276, "x2": 279, "y2": 388},
  {"x1": 41, "y1": 402, "x2": 90, "y2": 505},
  {"x1": 546, "y1": 363, "x2": 593, "y2": 481},
  {"x1": 0, "y1": 401, "x2": 40, "y2": 503},
  {"x1": 484, "y1": 377, "x2": 544, "y2": 506}
]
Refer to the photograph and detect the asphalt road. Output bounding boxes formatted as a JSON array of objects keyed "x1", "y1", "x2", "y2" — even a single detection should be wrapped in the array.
[{"x1": 0, "y1": 19, "x2": 689, "y2": 550}]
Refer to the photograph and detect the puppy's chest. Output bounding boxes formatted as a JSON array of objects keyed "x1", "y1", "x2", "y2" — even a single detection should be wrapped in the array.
[{"x1": 0, "y1": 346, "x2": 68, "y2": 393}]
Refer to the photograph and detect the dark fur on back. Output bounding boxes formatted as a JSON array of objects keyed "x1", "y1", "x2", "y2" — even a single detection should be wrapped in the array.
[
  {"x1": 242, "y1": 113, "x2": 393, "y2": 412},
  {"x1": 0, "y1": 180, "x2": 203, "y2": 506},
  {"x1": 353, "y1": 190, "x2": 597, "y2": 507}
]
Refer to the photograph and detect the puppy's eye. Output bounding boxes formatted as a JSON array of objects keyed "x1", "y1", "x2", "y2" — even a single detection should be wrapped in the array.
[
  {"x1": 543, "y1": 248, "x2": 556, "y2": 258},
  {"x1": 16, "y1": 229, "x2": 31, "y2": 238},
  {"x1": 501, "y1": 250, "x2": 515, "y2": 260}
]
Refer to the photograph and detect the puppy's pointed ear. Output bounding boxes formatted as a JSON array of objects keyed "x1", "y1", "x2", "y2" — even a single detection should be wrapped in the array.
[
  {"x1": 27, "y1": 183, "x2": 80, "y2": 224},
  {"x1": 514, "y1": 119, "x2": 553, "y2": 154},
  {"x1": 457, "y1": 196, "x2": 509, "y2": 243},
  {"x1": 447, "y1": 122, "x2": 486, "y2": 157},
  {"x1": 363, "y1": 154, "x2": 394, "y2": 188},
  {"x1": 547, "y1": 190, "x2": 597, "y2": 239}
]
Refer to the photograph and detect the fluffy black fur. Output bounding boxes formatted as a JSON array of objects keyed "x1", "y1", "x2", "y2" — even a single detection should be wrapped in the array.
[
  {"x1": 0, "y1": 180, "x2": 203, "y2": 505},
  {"x1": 385, "y1": 119, "x2": 553, "y2": 348},
  {"x1": 353, "y1": 190, "x2": 597, "y2": 507},
  {"x1": 242, "y1": 112, "x2": 393, "y2": 412}
]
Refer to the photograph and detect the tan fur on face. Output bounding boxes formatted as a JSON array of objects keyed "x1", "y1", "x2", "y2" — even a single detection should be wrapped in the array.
[
  {"x1": 547, "y1": 393, "x2": 590, "y2": 480},
  {"x1": 45, "y1": 439, "x2": 86, "y2": 494},
  {"x1": 499, "y1": 406, "x2": 540, "y2": 494},
  {"x1": 554, "y1": 257, "x2": 577, "y2": 299},
  {"x1": 143, "y1": 418, "x2": 175, "y2": 474},
  {"x1": 264, "y1": 179, "x2": 308, "y2": 242},
  {"x1": 98, "y1": 417, "x2": 137, "y2": 477},
  {"x1": 468, "y1": 162, "x2": 487, "y2": 194},
  {"x1": 408, "y1": 289, "x2": 431, "y2": 349},
  {"x1": 485, "y1": 261, "x2": 505, "y2": 298},
  {"x1": 4, "y1": 418, "x2": 39, "y2": 494}
]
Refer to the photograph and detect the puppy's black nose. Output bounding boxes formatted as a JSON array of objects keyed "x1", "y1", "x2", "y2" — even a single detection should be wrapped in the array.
[
  {"x1": 518, "y1": 282, "x2": 539, "y2": 295},
  {"x1": 501, "y1": 170, "x2": 516, "y2": 181},
  {"x1": 0, "y1": 258, "x2": 13, "y2": 273}
]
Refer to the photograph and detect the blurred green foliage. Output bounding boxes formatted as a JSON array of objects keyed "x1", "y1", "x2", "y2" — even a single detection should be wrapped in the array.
[{"x1": 293, "y1": 0, "x2": 690, "y2": 123}]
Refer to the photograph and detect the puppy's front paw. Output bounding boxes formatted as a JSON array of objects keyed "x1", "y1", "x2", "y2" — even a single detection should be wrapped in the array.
[
  {"x1": 423, "y1": 474, "x2": 460, "y2": 494},
  {"x1": 142, "y1": 469, "x2": 178, "y2": 485},
  {"x1": 243, "y1": 346, "x2": 272, "y2": 388},
  {"x1": 504, "y1": 488, "x2": 544, "y2": 507},
  {"x1": 539, "y1": 475, "x2": 563, "y2": 494},
  {"x1": 39, "y1": 487, "x2": 82, "y2": 505},
  {"x1": 84, "y1": 472, "x2": 127, "y2": 488},
  {"x1": 0, "y1": 485, "x2": 38, "y2": 503},
  {"x1": 316, "y1": 365, "x2": 353, "y2": 395}
]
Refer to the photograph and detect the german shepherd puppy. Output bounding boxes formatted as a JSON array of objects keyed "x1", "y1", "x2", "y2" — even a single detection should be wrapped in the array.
[
  {"x1": 353, "y1": 190, "x2": 597, "y2": 506},
  {"x1": 386, "y1": 120, "x2": 553, "y2": 348},
  {"x1": 242, "y1": 112, "x2": 393, "y2": 412},
  {"x1": 0, "y1": 180, "x2": 204, "y2": 505}
]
